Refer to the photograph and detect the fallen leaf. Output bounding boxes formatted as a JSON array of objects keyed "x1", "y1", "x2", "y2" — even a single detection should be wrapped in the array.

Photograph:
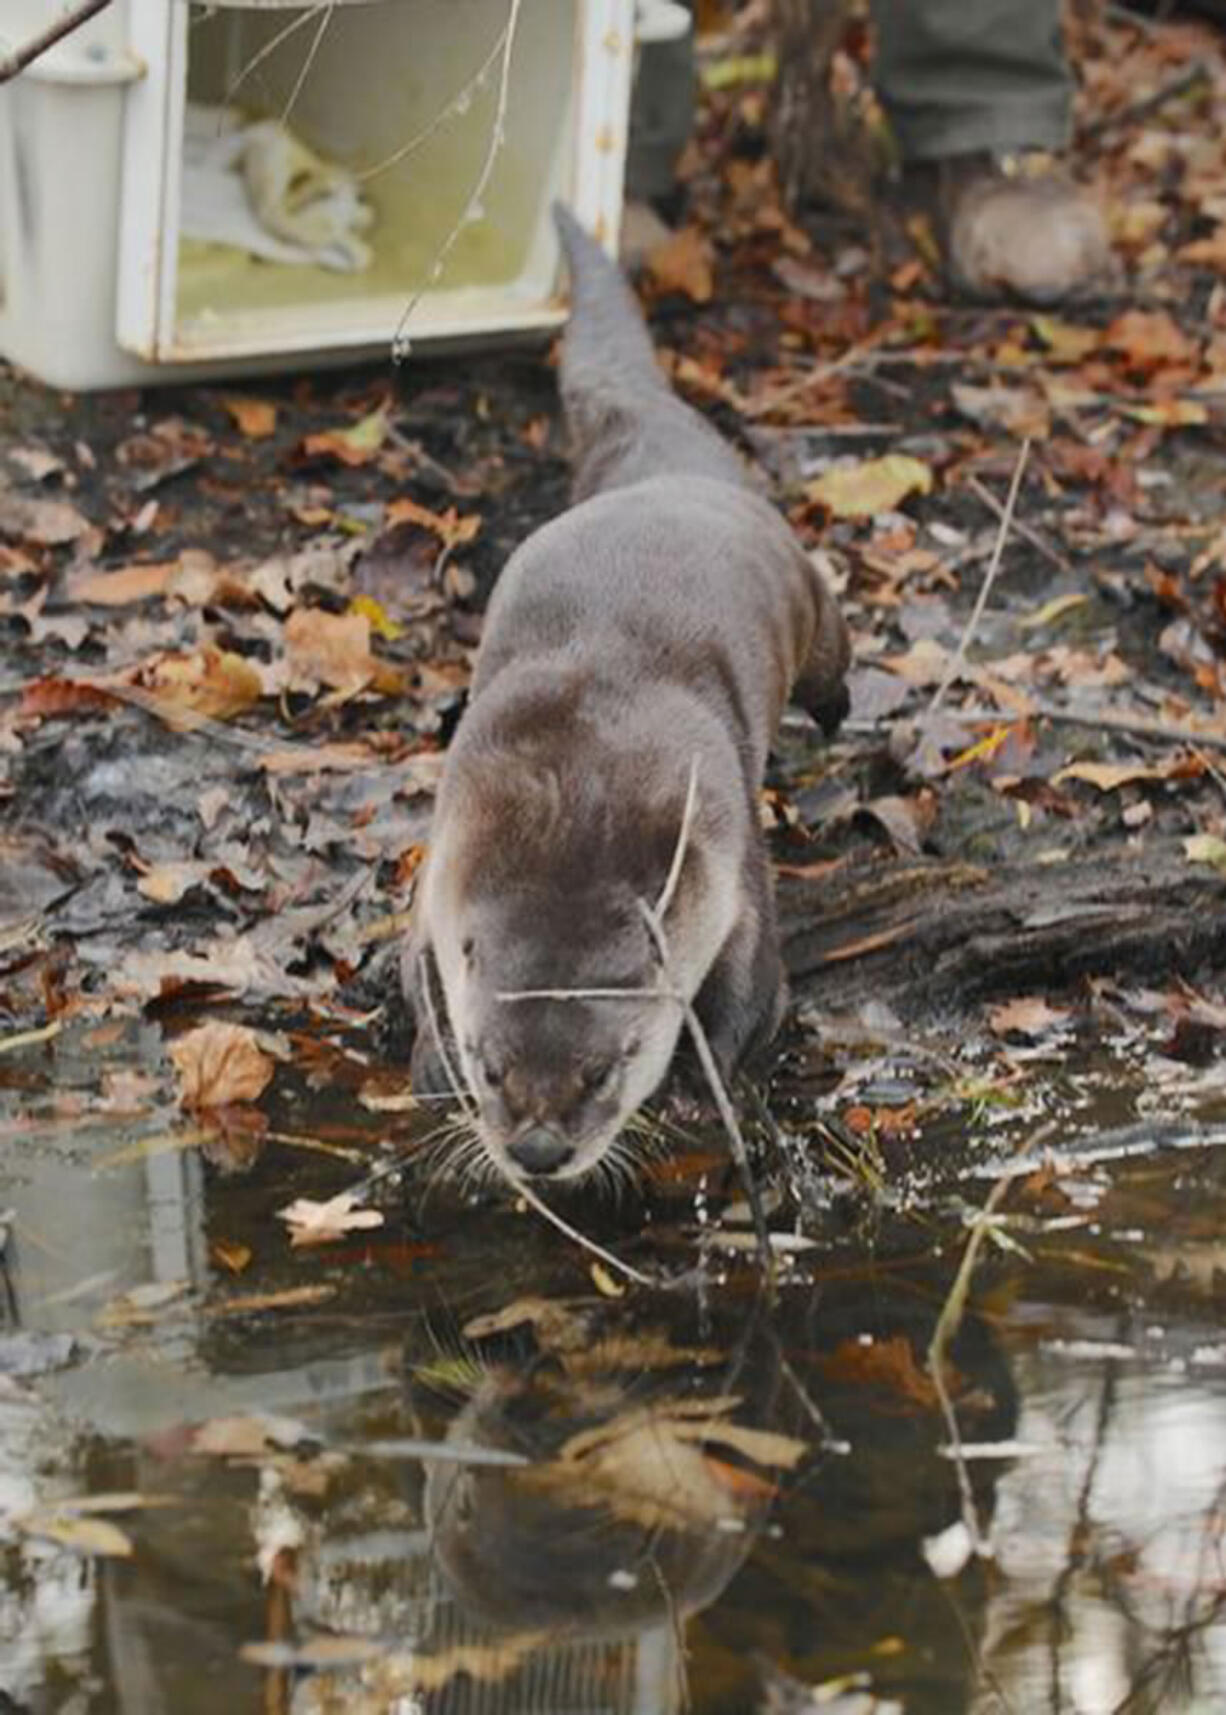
[
  {"x1": 125, "y1": 645, "x2": 263, "y2": 730},
  {"x1": 277, "y1": 1189, "x2": 385, "y2": 1247},
  {"x1": 1018, "y1": 591, "x2": 1089, "y2": 631},
  {"x1": 191, "y1": 1412, "x2": 312, "y2": 1457},
  {"x1": 950, "y1": 382, "x2": 1049, "y2": 438},
  {"x1": 645, "y1": 225, "x2": 714, "y2": 303},
  {"x1": 987, "y1": 996, "x2": 1071, "y2": 1037},
  {"x1": 1104, "y1": 308, "x2": 1196, "y2": 371},
  {"x1": 135, "y1": 861, "x2": 214, "y2": 905},
  {"x1": 1052, "y1": 759, "x2": 1178, "y2": 791},
  {"x1": 298, "y1": 404, "x2": 390, "y2": 467},
  {"x1": 1030, "y1": 316, "x2": 1100, "y2": 363},
  {"x1": 1178, "y1": 226, "x2": 1226, "y2": 271},
  {"x1": 284, "y1": 607, "x2": 405, "y2": 695},
  {"x1": 210, "y1": 1239, "x2": 252, "y2": 1275},
  {"x1": 1184, "y1": 832, "x2": 1226, "y2": 872},
  {"x1": 385, "y1": 496, "x2": 481, "y2": 550},
  {"x1": 350, "y1": 593, "x2": 403, "y2": 640},
  {"x1": 1119, "y1": 398, "x2": 1208, "y2": 428},
  {"x1": 0, "y1": 486, "x2": 93, "y2": 545},
  {"x1": 807, "y1": 455, "x2": 933, "y2": 519},
  {"x1": 169, "y1": 1021, "x2": 275, "y2": 1111},
  {"x1": 221, "y1": 396, "x2": 277, "y2": 439},
  {"x1": 18, "y1": 677, "x2": 117, "y2": 720},
  {"x1": 15, "y1": 1511, "x2": 132, "y2": 1558},
  {"x1": 819, "y1": 1334, "x2": 942, "y2": 1411},
  {"x1": 69, "y1": 561, "x2": 177, "y2": 606},
  {"x1": 257, "y1": 740, "x2": 385, "y2": 775}
]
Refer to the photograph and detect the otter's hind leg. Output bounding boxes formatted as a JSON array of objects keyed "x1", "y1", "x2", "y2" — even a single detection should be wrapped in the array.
[{"x1": 794, "y1": 566, "x2": 851, "y2": 739}]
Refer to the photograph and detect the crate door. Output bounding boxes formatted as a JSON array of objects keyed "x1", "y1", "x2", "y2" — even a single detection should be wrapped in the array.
[{"x1": 116, "y1": 0, "x2": 188, "y2": 359}]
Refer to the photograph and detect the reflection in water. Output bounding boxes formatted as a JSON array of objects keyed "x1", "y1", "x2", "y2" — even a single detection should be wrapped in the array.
[
  {"x1": 0, "y1": 1022, "x2": 1221, "y2": 1710},
  {"x1": 974, "y1": 1346, "x2": 1226, "y2": 1713}
]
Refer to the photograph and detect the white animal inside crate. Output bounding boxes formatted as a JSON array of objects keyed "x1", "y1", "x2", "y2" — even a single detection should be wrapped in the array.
[{"x1": 120, "y1": 0, "x2": 633, "y2": 366}]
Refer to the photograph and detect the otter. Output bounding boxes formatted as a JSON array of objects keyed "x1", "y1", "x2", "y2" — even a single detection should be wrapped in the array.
[{"x1": 404, "y1": 204, "x2": 848, "y2": 1185}]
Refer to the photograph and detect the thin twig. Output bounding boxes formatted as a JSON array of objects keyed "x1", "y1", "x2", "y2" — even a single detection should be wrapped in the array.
[
  {"x1": 509, "y1": 1175, "x2": 658, "y2": 1289},
  {"x1": 392, "y1": 0, "x2": 523, "y2": 360},
  {"x1": 279, "y1": 1, "x2": 332, "y2": 125},
  {"x1": 423, "y1": 955, "x2": 659, "y2": 1287},
  {"x1": 902, "y1": 702, "x2": 1226, "y2": 757},
  {"x1": 637, "y1": 897, "x2": 773, "y2": 1274},
  {"x1": 926, "y1": 1172, "x2": 1014, "y2": 1558},
  {"x1": 223, "y1": 2, "x2": 328, "y2": 109},
  {"x1": 928, "y1": 438, "x2": 1031, "y2": 715},
  {"x1": 0, "y1": 0, "x2": 112, "y2": 85},
  {"x1": 965, "y1": 473, "x2": 1071, "y2": 578},
  {"x1": 357, "y1": 19, "x2": 509, "y2": 184},
  {"x1": 655, "y1": 758, "x2": 699, "y2": 923}
]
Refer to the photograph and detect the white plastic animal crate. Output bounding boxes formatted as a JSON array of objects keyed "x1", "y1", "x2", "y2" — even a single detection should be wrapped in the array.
[{"x1": 0, "y1": 0, "x2": 636, "y2": 389}]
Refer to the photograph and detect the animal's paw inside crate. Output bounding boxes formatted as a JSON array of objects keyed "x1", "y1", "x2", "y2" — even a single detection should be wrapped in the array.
[{"x1": 0, "y1": 0, "x2": 634, "y2": 389}]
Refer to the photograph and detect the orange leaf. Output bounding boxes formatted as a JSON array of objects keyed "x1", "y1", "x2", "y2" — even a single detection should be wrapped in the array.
[
  {"x1": 69, "y1": 561, "x2": 177, "y2": 606},
  {"x1": 646, "y1": 226, "x2": 715, "y2": 304},
  {"x1": 126, "y1": 646, "x2": 263, "y2": 730},
  {"x1": 284, "y1": 608, "x2": 405, "y2": 696},
  {"x1": 221, "y1": 396, "x2": 277, "y2": 439},
  {"x1": 384, "y1": 496, "x2": 480, "y2": 549}
]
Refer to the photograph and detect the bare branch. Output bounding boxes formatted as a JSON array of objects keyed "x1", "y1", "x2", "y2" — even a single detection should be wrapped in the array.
[
  {"x1": 0, "y1": 0, "x2": 113, "y2": 86},
  {"x1": 928, "y1": 437, "x2": 1030, "y2": 716}
]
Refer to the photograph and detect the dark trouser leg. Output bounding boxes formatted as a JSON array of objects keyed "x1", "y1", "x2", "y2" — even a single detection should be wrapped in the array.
[{"x1": 869, "y1": 0, "x2": 1072, "y2": 162}]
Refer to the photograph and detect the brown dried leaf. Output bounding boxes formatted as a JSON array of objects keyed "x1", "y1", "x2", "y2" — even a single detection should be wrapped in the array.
[
  {"x1": 385, "y1": 496, "x2": 481, "y2": 549},
  {"x1": 298, "y1": 405, "x2": 389, "y2": 467},
  {"x1": 69, "y1": 561, "x2": 177, "y2": 606},
  {"x1": 645, "y1": 225, "x2": 715, "y2": 303},
  {"x1": 284, "y1": 608, "x2": 405, "y2": 695},
  {"x1": 1052, "y1": 758, "x2": 1181, "y2": 791},
  {"x1": 221, "y1": 396, "x2": 278, "y2": 439},
  {"x1": 1104, "y1": 308, "x2": 1196, "y2": 371},
  {"x1": 819, "y1": 1334, "x2": 940, "y2": 1410},
  {"x1": 169, "y1": 1021, "x2": 275, "y2": 1111},
  {"x1": 125, "y1": 645, "x2": 263, "y2": 730}
]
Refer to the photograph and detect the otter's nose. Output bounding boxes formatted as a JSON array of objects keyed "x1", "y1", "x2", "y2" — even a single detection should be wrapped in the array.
[{"x1": 508, "y1": 1127, "x2": 573, "y2": 1177}]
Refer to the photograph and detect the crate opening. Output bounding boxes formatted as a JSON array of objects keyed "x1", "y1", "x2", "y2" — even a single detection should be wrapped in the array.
[{"x1": 173, "y1": 0, "x2": 579, "y2": 352}]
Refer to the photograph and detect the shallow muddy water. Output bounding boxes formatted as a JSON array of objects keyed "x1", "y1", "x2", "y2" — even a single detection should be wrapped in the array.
[{"x1": 0, "y1": 1014, "x2": 1222, "y2": 1715}]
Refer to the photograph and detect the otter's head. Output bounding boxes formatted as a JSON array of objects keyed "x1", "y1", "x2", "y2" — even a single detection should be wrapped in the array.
[
  {"x1": 439, "y1": 883, "x2": 681, "y2": 1183},
  {"x1": 418, "y1": 752, "x2": 740, "y2": 1185}
]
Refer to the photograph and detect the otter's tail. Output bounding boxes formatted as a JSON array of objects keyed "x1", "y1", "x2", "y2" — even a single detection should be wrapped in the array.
[{"x1": 552, "y1": 203, "x2": 748, "y2": 500}]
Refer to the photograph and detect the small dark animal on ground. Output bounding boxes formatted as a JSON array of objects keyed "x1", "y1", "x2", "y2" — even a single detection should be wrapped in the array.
[{"x1": 405, "y1": 203, "x2": 849, "y2": 1187}]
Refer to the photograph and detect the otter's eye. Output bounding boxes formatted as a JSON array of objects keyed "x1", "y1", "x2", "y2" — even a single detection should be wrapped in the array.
[
  {"x1": 481, "y1": 1059, "x2": 503, "y2": 1090},
  {"x1": 581, "y1": 1059, "x2": 616, "y2": 1095},
  {"x1": 622, "y1": 1035, "x2": 640, "y2": 1060},
  {"x1": 461, "y1": 936, "x2": 475, "y2": 962}
]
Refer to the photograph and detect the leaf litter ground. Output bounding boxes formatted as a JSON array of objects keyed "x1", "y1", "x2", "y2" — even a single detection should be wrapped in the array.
[{"x1": 0, "y1": 7, "x2": 1225, "y2": 1710}]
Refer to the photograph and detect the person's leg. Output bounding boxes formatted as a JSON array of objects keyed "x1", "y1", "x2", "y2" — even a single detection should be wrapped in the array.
[
  {"x1": 869, "y1": 0, "x2": 1111, "y2": 303},
  {"x1": 872, "y1": 0, "x2": 1071, "y2": 162}
]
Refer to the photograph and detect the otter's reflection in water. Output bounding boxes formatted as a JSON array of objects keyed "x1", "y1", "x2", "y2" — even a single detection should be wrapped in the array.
[
  {"x1": 293, "y1": 1293, "x2": 791, "y2": 1713},
  {"x1": 273, "y1": 1286, "x2": 1018, "y2": 1715}
]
